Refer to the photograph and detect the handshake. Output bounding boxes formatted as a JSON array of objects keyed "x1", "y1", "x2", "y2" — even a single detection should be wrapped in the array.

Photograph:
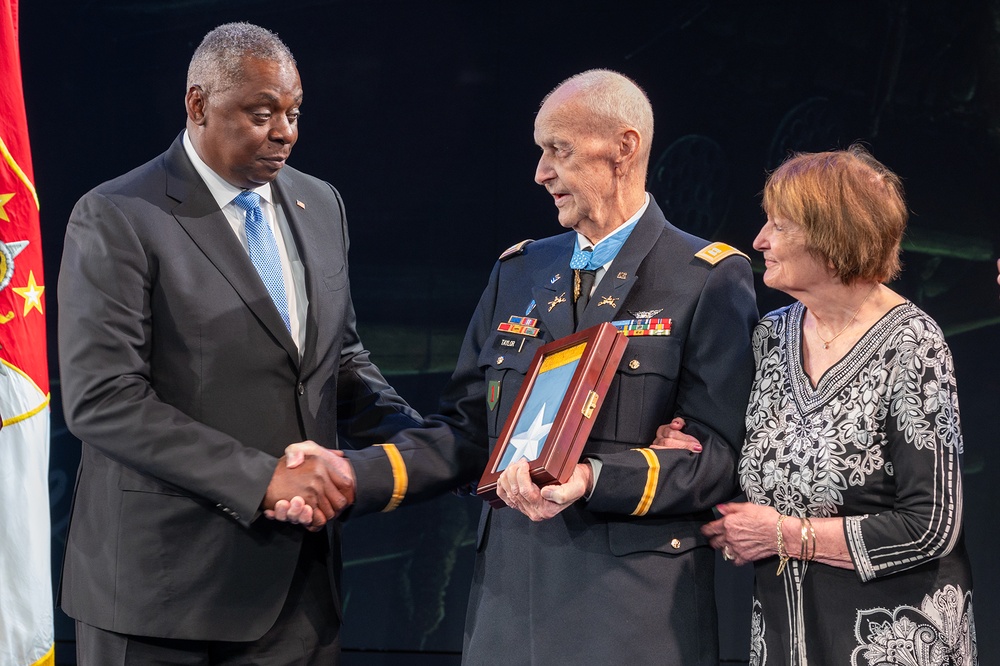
[
  {"x1": 261, "y1": 442, "x2": 353, "y2": 531},
  {"x1": 257, "y1": 416, "x2": 703, "y2": 530}
]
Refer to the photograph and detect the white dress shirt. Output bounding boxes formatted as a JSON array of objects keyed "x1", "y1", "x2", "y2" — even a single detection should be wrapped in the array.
[{"x1": 183, "y1": 130, "x2": 308, "y2": 353}]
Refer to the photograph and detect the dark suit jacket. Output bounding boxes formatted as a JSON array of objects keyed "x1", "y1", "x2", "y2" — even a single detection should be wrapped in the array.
[
  {"x1": 350, "y1": 199, "x2": 758, "y2": 664},
  {"x1": 57, "y1": 134, "x2": 421, "y2": 641}
]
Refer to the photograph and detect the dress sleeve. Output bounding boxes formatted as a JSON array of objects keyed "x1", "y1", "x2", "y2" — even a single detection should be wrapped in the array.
[{"x1": 844, "y1": 315, "x2": 964, "y2": 582}]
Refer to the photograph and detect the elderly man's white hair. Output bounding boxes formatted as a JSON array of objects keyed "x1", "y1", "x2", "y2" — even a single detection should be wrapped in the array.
[
  {"x1": 544, "y1": 69, "x2": 655, "y2": 167},
  {"x1": 187, "y1": 22, "x2": 296, "y2": 95}
]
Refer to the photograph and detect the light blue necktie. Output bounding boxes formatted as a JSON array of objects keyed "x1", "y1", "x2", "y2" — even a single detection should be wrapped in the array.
[{"x1": 233, "y1": 191, "x2": 291, "y2": 332}]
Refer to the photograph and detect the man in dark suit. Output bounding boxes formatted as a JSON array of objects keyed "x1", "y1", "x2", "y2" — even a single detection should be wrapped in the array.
[
  {"x1": 57, "y1": 22, "x2": 419, "y2": 664},
  {"x1": 280, "y1": 70, "x2": 758, "y2": 663}
]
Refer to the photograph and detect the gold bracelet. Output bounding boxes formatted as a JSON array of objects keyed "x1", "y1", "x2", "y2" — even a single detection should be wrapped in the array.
[
  {"x1": 802, "y1": 516, "x2": 817, "y2": 561},
  {"x1": 776, "y1": 514, "x2": 789, "y2": 576},
  {"x1": 799, "y1": 518, "x2": 809, "y2": 562}
]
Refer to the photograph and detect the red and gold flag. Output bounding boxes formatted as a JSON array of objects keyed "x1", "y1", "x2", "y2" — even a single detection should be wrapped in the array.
[{"x1": 0, "y1": 0, "x2": 54, "y2": 664}]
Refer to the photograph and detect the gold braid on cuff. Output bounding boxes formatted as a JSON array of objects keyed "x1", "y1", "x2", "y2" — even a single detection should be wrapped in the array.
[{"x1": 374, "y1": 443, "x2": 407, "y2": 512}]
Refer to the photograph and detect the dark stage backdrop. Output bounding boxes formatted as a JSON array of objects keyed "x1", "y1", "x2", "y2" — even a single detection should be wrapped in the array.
[{"x1": 24, "y1": 1, "x2": 999, "y2": 664}]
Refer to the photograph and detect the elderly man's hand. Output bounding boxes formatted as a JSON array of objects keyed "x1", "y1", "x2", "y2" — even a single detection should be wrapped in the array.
[
  {"x1": 263, "y1": 441, "x2": 355, "y2": 531},
  {"x1": 496, "y1": 459, "x2": 592, "y2": 521}
]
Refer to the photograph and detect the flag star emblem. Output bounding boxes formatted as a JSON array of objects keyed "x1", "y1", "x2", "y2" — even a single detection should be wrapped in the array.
[
  {"x1": 0, "y1": 192, "x2": 14, "y2": 222},
  {"x1": 0, "y1": 239, "x2": 28, "y2": 290},
  {"x1": 12, "y1": 269, "x2": 44, "y2": 316},
  {"x1": 507, "y1": 404, "x2": 553, "y2": 464}
]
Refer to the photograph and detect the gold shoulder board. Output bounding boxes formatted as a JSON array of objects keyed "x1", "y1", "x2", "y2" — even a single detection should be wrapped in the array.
[
  {"x1": 694, "y1": 242, "x2": 750, "y2": 265},
  {"x1": 499, "y1": 239, "x2": 534, "y2": 261}
]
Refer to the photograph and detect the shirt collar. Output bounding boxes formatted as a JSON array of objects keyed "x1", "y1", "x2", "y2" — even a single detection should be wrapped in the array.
[
  {"x1": 182, "y1": 130, "x2": 273, "y2": 208},
  {"x1": 575, "y1": 192, "x2": 650, "y2": 254}
]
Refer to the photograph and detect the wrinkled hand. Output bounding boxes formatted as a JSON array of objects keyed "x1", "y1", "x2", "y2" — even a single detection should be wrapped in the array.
[
  {"x1": 267, "y1": 495, "x2": 319, "y2": 528},
  {"x1": 650, "y1": 417, "x2": 702, "y2": 452},
  {"x1": 700, "y1": 502, "x2": 781, "y2": 566},
  {"x1": 496, "y1": 459, "x2": 591, "y2": 521},
  {"x1": 262, "y1": 441, "x2": 355, "y2": 531}
]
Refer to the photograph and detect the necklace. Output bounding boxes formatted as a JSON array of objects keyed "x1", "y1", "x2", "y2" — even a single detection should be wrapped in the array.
[{"x1": 813, "y1": 283, "x2": 877, "y2": 349}]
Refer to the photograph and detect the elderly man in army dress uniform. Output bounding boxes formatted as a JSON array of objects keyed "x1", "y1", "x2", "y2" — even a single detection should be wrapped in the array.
[{"x1": 280, "y1": 69, "x2": 758, "y2": 665}]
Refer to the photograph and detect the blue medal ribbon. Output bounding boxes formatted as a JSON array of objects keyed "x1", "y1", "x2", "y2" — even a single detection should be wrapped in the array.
[{"x1": 569, "y1": 220, "x2": 637, "y2": 269}]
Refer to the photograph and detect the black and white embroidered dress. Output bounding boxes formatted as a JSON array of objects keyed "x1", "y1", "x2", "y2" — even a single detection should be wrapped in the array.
[{"x1": 740, "y1": 301, "x2": 977, "y2": 666}]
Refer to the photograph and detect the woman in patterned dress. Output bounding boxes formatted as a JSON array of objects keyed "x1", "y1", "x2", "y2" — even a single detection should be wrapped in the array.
[{"x1": 700, "y1": 146, "x2": 977, "y2": 665}]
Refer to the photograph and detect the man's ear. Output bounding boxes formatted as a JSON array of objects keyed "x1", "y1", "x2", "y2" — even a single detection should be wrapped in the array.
[
  {"x1": 615, "y1": 128, "x2": 641, "y2": 173},
  {"x1": 186, "y1": 86, "x2": 207, "y2": 125}
]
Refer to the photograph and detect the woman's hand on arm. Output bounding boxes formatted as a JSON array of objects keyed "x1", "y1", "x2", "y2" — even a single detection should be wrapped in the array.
[
  {"x1": 702, "y1": 502, "x2": 854, "y2": 569},
  {"x1": 649, "y1": 417, "x2": 703, "y2": 453}
]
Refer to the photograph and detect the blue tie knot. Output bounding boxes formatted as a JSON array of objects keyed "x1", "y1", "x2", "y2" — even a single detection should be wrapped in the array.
[{"x1": 234, "y1": 190, "x2": 262, "y2": 211}]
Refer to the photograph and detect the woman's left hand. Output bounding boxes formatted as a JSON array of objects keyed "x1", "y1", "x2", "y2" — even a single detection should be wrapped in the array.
[
  {"x1": 650, "y1": 417, "x2": 702, "y2": 452},
  {"x1": 701, "y1": 502, "x2": 782, "y2": 566}
]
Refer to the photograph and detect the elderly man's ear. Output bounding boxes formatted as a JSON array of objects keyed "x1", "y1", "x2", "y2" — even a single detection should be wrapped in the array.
[{"x1": 615, "y1": 129, "x2": 640, "y2": 173}]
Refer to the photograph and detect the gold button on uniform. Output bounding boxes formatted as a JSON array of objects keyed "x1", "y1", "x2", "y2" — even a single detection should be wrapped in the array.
[
  {"x1": 629, "y1": 359, "x2": 640, "y2": 370},
  {"x1": 670, "y1": 538, "x2": 681, "y2": 549},
  {"x1": 497, "y1": 356, "x2": 504, "y2": 365}
]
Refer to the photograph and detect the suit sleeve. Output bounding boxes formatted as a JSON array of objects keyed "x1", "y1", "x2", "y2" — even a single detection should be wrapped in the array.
[
  {"x1": 343, "y1": 263, "x2": 499, "y2": 515},
  {"x1": 585, "y1": 256, "x2": 758, "y2": 516},
  {"x1": 58, "y1": 191, "x2": 277, "y2": 527}
]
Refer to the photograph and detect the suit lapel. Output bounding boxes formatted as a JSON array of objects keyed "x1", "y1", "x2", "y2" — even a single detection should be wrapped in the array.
[
  {"x1": 164, "y1": 138, "x2": 300, "y2": 365},
  {"x1": 532, "y1": 237, "x2": 575, "y2": 341},
  {"x1": 271, "y1": 177, "x2": 326, "y2": 376},
  {"x1": 578, "y1": 200, "x2": 665, "y2": 330}
]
